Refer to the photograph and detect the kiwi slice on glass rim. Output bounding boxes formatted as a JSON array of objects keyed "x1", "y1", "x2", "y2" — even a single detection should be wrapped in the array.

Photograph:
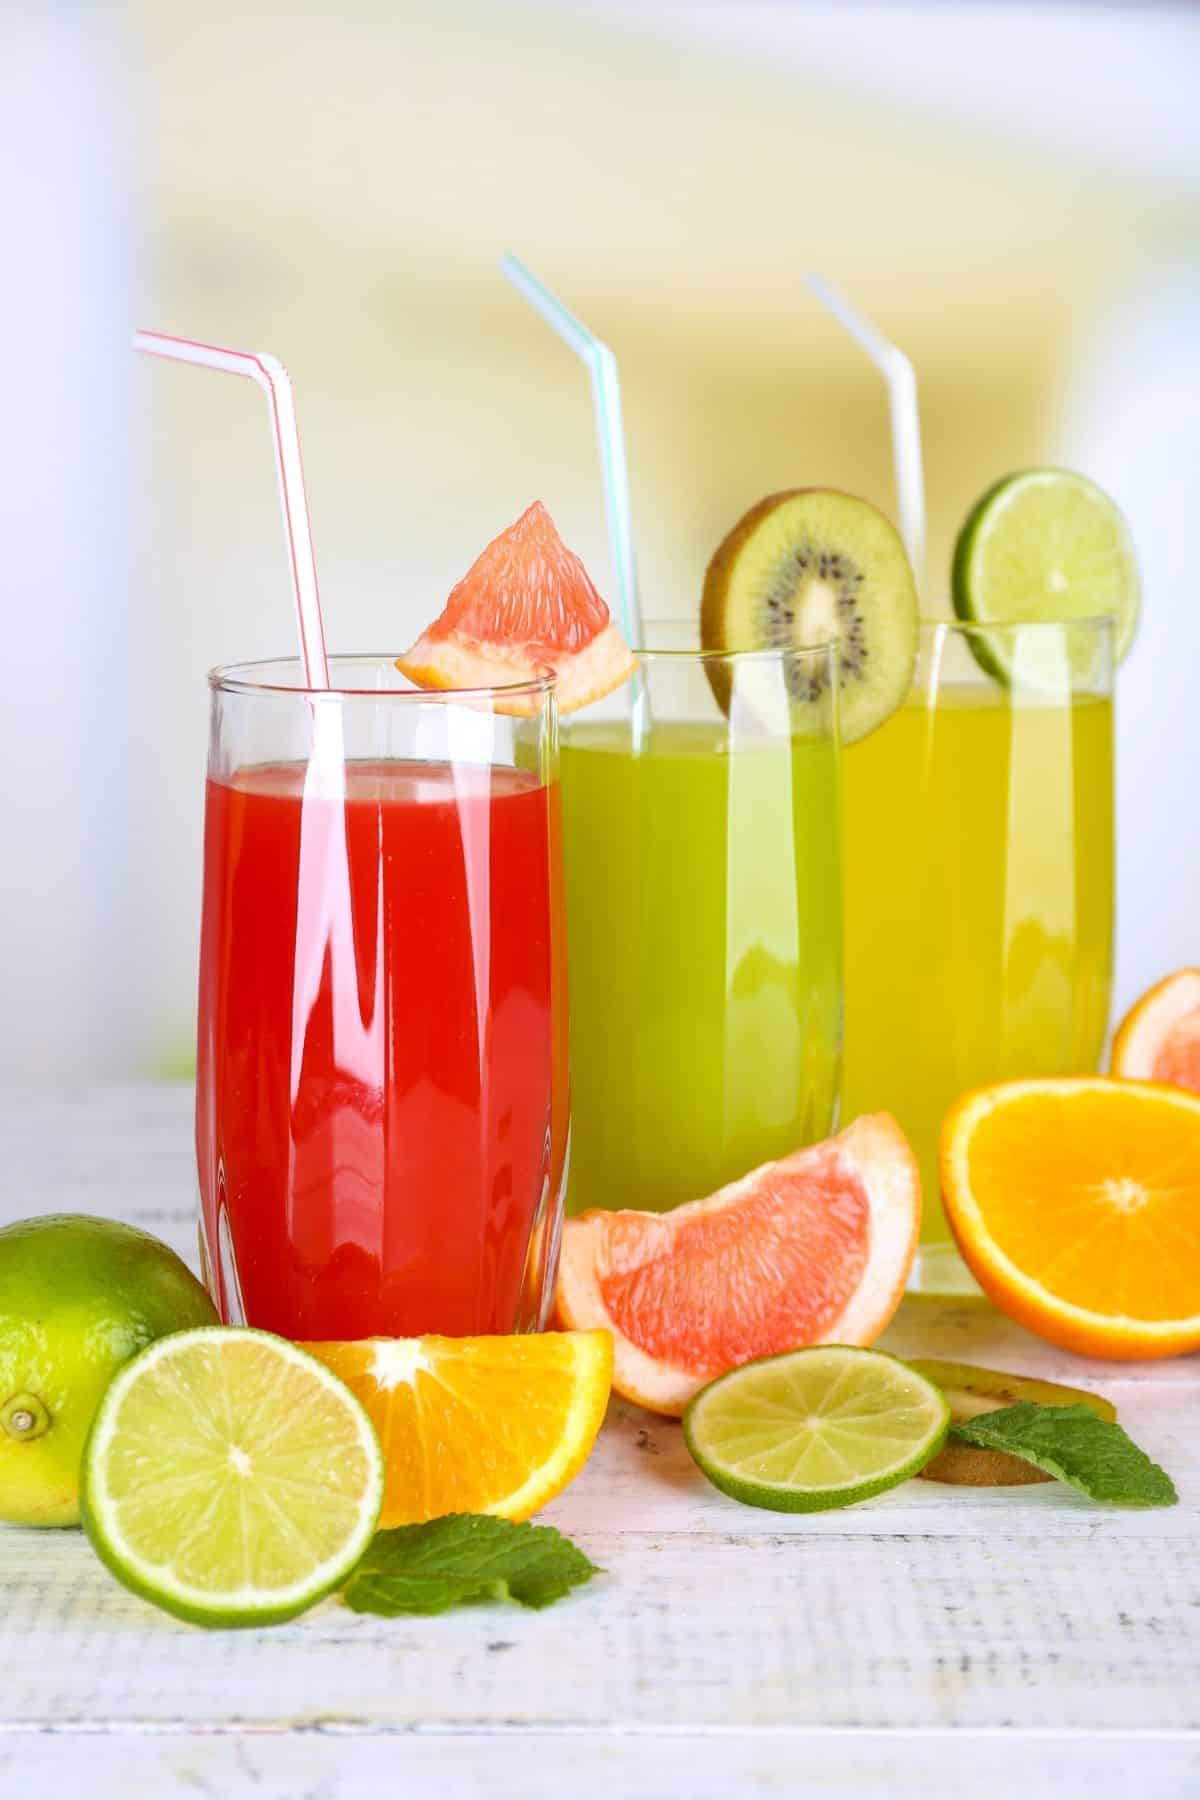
[{"x1": 701, "y1": 489, "x2": 919, "y2": 743}]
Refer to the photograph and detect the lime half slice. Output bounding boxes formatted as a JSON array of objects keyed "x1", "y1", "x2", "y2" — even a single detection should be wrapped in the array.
[
  {"x1": 82, "y1": 1328, "x2": 384, "y2": 1627},
  {"x1": 952, "y1": 468, "x2": 1140, "y2": 668},
  {"x1": 683, "y1": 1346, "x2": 949, "y2": 1513}
]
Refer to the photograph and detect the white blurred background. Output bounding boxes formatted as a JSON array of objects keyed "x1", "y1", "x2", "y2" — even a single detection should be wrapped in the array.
[{"x1": 2, "y1": 0, "x2": 1198, "y2": 1081}]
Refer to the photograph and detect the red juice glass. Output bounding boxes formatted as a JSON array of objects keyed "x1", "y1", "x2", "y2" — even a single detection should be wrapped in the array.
[{"x1": 195, "y1": 656, "x2": 567, "y2": 1340}]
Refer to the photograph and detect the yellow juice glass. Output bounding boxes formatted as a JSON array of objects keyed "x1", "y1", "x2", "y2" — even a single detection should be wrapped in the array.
[
  {"x1": 560, "y1": 630, "x2": 842, "y2": 1216},
  {"x1": 841, "y1": 617, "x2": 1115, "y2": 1290}
]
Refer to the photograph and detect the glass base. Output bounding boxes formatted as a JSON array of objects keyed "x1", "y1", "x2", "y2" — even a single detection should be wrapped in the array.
[{"x1": 907, "y1": 1242, "x2": 983, "y2": 1296}]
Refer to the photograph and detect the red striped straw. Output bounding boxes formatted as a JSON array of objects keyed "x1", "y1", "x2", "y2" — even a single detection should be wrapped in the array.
[{"x1": 133, "y1": 330, "x2": 330, "y2": 689}]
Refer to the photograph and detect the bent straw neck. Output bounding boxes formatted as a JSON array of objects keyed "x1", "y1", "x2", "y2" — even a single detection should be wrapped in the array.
[
  {"x1": 499, "y1": 256, "x2": 645, "y2": 650},
  {"x1": 133, "y1": 329, "x2": 330, "y2": 689},
  {"x1": 803, "y1": 275, "x2": 927, "y2": 590}
]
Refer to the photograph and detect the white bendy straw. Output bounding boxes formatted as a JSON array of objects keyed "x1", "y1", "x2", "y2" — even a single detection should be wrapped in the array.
[{"x1": 804, "y1": 275, "x2": 927, "y2": 584}]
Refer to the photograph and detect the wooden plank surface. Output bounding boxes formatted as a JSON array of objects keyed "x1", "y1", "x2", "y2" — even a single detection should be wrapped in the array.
[
  {"x1": 1, "y1": 1084, "x2": 1197, "y2": 1797},
  {"x1": 2, "y1": 1732, "x2": 1199, "y2": 1800}
]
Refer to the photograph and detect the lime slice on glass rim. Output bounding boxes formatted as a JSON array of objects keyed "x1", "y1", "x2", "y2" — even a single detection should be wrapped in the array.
[
  {"x1": 81, "y1": 1327, "x2": 384, "y2": 1627},
  {"x1": 683, "y1": 1346, "x2": 949, "y2": 1513},
  {"x1": 951, "y1": 468, "x2": 1140, "y2": 684}
]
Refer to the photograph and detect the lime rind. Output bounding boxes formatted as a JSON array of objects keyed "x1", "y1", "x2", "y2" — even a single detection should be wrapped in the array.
[
  {"x1": 952, "y1": 468, "x2": 1139, "y2": 685},
  {"x1": 81, "y1": 1327, "x2": 384, "y2": 1628},
  {"x1": 683, "y1": 1346, "x2": 949, "y2": 1513}
]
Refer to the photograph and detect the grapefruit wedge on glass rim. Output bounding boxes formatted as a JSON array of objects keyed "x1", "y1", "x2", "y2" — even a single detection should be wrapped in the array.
[
  {"x1": 554, "y1": 1114, "x2": 921, "y2": 1416},
  {"x1": 1110, "y1": 969, "x2": 1200, "y2": 1095},
  {"x1": 397, "y1": 501, "x2": 637, "y2": 714}
]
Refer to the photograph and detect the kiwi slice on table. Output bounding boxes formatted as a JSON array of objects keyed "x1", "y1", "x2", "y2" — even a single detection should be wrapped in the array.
[
  {"x1": 908, "y1": 1359, "x2": 1117, "y2": 1487},
  {"x1": 701, "y1": 489, "x2": 919, "y2": 744}
]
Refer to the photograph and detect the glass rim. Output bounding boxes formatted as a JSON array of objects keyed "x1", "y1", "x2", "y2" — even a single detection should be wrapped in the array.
[
  {"x1": 919, "y1": 611, "x2": 1117, "y2": 638},
  {"x1": 208, "y1": 654, "x2": 557, "y2": 704},
  {"x1": 631, "y1": 638, "x2": 839, "y2": 666}
]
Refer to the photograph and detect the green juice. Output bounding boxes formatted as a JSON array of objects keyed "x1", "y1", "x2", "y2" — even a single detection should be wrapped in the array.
[{"x1": 559, "y1": 719, "x2": 842, "y2": 1215}]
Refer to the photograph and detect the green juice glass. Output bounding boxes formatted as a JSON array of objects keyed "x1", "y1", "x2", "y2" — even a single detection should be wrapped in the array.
[{"x1": 559, "y1": 625, "x2": 842, "y2": 1216}]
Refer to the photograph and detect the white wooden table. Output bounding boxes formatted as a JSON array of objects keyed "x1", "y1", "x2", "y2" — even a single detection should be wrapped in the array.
[{"x1": 1, "y1": 1085, "x2": 1197, "y2": 1799}]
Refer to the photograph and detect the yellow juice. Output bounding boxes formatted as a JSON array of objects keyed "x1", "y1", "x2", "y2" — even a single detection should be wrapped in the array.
[{"x1": 841, "y1": 685, "x2": 1114, "y2": 1244}]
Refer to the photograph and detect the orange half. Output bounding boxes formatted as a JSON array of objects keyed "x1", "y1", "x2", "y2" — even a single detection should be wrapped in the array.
[
  {"x1": 942, "y1": 1076, "x2": 1200, "y2": 1359},
  {"x1": 302, "y1": 1332, "x2": 612, "y2": 1527}
]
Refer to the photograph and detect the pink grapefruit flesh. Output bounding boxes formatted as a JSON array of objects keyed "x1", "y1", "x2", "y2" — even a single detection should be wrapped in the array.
[
  {"x1": 554, "y1": 1114, "x2": 921, "y2": 1416},
  {"x1": 397, "y1": 501, "x2": 636, "y2": 715},
  {"x1": 1111, "y1": 969, "x2": 1200, "y2": 1095}
]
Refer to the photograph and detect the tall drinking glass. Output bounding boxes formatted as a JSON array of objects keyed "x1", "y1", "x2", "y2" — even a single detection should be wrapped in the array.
[
  {"x1": 841, "y1": 617, "x2": 1115, "y2": 1290},
  {"x1": 195, "y1": 657, "x2": 567, "y2": 1339},
  {"x1": 560, "y1": 626, "x2": 842, "y2": 1216}
]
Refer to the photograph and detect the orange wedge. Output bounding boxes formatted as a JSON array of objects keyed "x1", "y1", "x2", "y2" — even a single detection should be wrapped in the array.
[
  {"x1": 302, "y1": 1332, "x2": 612, "y2": 1527},
  {"x1": 942, "y1": 1076, "x2": 1200, "y2": 1359},
  {"x1": 1110, "y1": 969, "x2": 1200, "y2": 1094}
]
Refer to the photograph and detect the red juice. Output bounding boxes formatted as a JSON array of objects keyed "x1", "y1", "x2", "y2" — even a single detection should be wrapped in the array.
[{"x1": 195, "y1": 758, "x2": 564, "y2": 1340}]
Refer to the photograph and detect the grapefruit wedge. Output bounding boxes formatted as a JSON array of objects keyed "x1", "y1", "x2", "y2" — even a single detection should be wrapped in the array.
[
  {"x1": 554, "y1": 1115, "x2": 920, "y2": 1416},
  {"x1": 1110, "y1": 969, "x2": 1200, "y2": 1095},
  {"x1": 398, "y1": 501, "x2": 637, "y2": 714}
]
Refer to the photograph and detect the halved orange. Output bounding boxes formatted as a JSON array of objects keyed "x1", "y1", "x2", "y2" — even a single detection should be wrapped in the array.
[
  {"x1": 555, "y1": 1115, "x2": 920, "y2": 1416},
  {"x1": 942, "y1": 1076, "x2": 1200, "y2": 1360},
  {"x1": 302, "y1": 1332, "x2": 612, "y2": 1527},
  {"x1": 1111, "y1": 969, "x2": 1200, "y2": 1095},
  {"x1": 398, "y1": 501, "x2": 637, "y2": 714}
]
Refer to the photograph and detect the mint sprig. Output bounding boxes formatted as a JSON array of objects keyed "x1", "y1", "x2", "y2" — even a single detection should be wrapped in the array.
[
  {"x1": 343, "y1": 1514, "x2": 601, "y2": 1616},
  {"x1": 950, "y1": 1403, "x2": 1177, "y2": 1508}
]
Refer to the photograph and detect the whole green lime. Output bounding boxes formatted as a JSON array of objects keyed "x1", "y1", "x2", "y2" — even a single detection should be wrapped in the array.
[{"x1": 0, "y1": 1214, "x2": 217, "y2": 1527}]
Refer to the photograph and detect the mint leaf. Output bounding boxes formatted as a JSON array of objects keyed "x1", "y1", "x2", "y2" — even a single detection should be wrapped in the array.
[
  {"x1": 342, "y1": 1514, "x2": 601, "y2": 1616},
  {"x1": 950, "y1": 1403, "x2": 1177, "y2": 1507}
]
